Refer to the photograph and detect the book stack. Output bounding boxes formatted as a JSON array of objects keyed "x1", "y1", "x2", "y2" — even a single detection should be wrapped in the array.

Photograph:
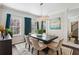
[
  {"x1": 4, "y1": 33, "x2": 12, "y2": 40},
  {"x1": 0, "y1": 31, "x2": 12, "y2": 40}
]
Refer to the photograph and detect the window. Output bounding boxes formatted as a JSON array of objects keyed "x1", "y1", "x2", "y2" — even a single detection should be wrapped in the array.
[
  {"x1": 10, "y1": 17, "x2": 21, "y2": 36},
  {"x1": 31, "y1": 21, "x2": 37, "y2": 33}
]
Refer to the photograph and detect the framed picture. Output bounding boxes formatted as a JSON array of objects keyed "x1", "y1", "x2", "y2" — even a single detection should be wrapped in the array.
[{"x1": 48, "y1": 17, "x2": 61, "y2": 30}]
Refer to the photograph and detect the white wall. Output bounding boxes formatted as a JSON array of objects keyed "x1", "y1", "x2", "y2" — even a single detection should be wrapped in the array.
[
  {"x1": 78, "y1": 20, "x2": 79, "y2": 40},
  {"x1": 0, "y1": 6, "x2": 5, "y2": 26},
  {"x1": 0, "y1": 9, "x2": 2, "y2": 24}
]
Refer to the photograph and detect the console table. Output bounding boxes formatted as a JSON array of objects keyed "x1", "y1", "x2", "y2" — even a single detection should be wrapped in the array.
[{"x1": 0, "y1": 39, "x2": 12, "y2": 55}]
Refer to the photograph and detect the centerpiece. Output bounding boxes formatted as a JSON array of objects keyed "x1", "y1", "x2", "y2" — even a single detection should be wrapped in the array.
[
  {"x1": 36, "y1": 21, "x2": 46, "y2": 37},
  {"x1": 36, "y1": 29, "x2": 46, "y2": 37}
]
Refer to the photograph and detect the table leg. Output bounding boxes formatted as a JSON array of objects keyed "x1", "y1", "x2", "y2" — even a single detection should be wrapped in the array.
[{"x1": 42, "y1": 47, "x2": 49, "y2": 55}]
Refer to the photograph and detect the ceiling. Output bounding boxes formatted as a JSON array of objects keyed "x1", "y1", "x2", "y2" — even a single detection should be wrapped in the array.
[{"x1": 2, "y1": 3, "x2": 79, "y2": 16}]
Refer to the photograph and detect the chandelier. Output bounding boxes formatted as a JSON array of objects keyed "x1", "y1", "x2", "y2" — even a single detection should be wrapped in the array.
[{"x1": 37, "y1": 3, "x2": 48, "y2": 21}]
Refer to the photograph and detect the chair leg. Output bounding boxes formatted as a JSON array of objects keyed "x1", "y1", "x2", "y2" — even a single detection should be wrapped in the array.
[
  {"x1": 37, "y1": 50, "x2": 39, "y2": 55},
  {"x1": 31, "y1": 47, "x2": 34, "y2": 54},
  {"x1": 60, "y1": 48, "x2": 62, "y2": 55},
  {"x1": 28, "y1": 44, "x2": 30, "y2": 51},
  {"x1": 57, "y1": 50, "x2": 59, "y2": 55},
  {"x1": 56, "y1": 48, "x2": 62, "y2": 55},
  {"x1": 25, "y1": 43, "x2": 27, "y2": 48}
]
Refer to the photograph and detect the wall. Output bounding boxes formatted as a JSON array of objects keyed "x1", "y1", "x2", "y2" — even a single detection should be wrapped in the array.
[
  {"x1": 0, "y1": 6, "x2": 5, "y2": 26},
  {"x1": 0, "y1": 5, "x2": 38, "y2": 44},
  {"x1": 78, "y1": 20, "x2": 79, "y2": 40},
  {"x1": 0, "y1": 9, "x2": 2, "y2": 25}
]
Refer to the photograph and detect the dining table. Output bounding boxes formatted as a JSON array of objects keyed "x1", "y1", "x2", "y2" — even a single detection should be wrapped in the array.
[{"x1": 30, "y1": 33, "x2": 58, "y2": 54}]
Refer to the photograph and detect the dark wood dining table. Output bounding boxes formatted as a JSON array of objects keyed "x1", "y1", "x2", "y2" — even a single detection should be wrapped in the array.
[
  {"x1": 30, "y1": 34, "x2": 58, "y2": 44},
  {"x1": 30, "y1": 34, "x2": 58, "y2": 54}
]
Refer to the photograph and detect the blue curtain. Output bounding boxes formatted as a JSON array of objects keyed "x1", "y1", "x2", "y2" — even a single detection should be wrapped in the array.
[
  {"x1": 37, "y1": 21, "x2": 39, "y2": 30},
  {"x1": 5, "y1": 14, "x2": 11, "y2": 29},
  {"x1": 24, "y1": 17, "x2": 31, "y2": 35},
  {"x1": 41, "y1": 21, "x2": 43, "y2": 30}
]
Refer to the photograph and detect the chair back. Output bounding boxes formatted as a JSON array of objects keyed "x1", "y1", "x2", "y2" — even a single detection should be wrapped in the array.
[
  {"x1": 24, "y1": 35, "x2": 30, "y2": 45},
  {"x1": 62, "y1": 46, "x2": 73, "y2": 55},
  {"x1": 56, "y1": 39, "x2": 63, "y2": 49},
  {"x1": 31, "y1": 39, "x2": 40, "y2": 50}
]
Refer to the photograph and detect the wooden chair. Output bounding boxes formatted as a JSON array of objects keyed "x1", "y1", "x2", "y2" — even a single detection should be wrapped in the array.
[
  {"x1": 31, "y1": 38, "x2": 47, "y2": 55},
  {"x1": 24, "y1": 35, "x2": 31, "y2": 51},
  {"x1": 47, "y1": 39, "x2": 63, "y2": 55}
]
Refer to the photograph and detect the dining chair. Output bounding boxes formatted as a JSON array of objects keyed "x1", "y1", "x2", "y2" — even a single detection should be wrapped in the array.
[
  {"x1": 47, "y1": 39, "x2": 63, "y2": 55},
  {"x1": 31, "y1": 38, "x2": 47, "y2": 55},
  {"x1": 61, "y1": 46, "x2": 73, "y2": 55},
  {"x1": 24, "y1": 35, "x2": 32, "y2": 51},
  {"x1": 68, "y1": 32, "x2": 76, "y2": 43}
]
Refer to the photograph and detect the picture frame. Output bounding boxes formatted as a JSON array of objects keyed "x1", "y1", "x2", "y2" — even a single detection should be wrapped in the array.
[{"x1": 48, "y1": 17, "x2": 61, "y2": 30}]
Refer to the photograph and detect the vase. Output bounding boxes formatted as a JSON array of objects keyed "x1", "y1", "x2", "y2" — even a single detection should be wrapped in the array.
[{"x1": 37, "y1": 34, "x2": 42, "y2": 37}]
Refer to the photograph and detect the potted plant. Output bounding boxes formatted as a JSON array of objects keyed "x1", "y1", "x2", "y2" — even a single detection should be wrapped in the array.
[
  {"x1": 36, "y1": 21, "x2": 46, "y2": 37},
  {"x1": 5, "y1": 28, "x2": 13, "y2": 38},
  {"x1": 36, "y1": 29, "x2": 46, "y2": 37}
]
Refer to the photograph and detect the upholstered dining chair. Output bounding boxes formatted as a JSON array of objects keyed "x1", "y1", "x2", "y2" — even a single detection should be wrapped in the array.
[
  {"x1": 61, "y1": 46, "x2": 73, "y2": 55},
  {"x1": 31, "y1": 38, "x2": 47, "y2": 55},
  {"x1": 68, "y1": 32, "x2": 76, "y2": 43},
  {"x1": 24, "y1": 35, "x2": 32, "y2": 51},
  {"x1": 47, "y1": 39, "x2": 63, "y2": 55}
]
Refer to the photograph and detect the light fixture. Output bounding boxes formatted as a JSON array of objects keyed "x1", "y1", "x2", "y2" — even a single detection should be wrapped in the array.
[{"x1": 37, "y1": 3, "x2": 48, "y2": 21}]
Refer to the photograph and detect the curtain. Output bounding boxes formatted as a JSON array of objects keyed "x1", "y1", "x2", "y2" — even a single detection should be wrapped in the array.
[
  {"x1": 24, "y1": 17, "x2": 31, "y2": 35},
  {"x1": 37, "y1": 21, "x2": 39, "y2": 30},
  {"x1": 5, "y1": 14, "x2": 11, "y2": 29},
  {"x1": 41, "y1": 21, "x2": 43, "y2": 30}
]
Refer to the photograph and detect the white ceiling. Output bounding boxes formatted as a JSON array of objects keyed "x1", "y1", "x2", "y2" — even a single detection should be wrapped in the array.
[{"x1": 2, "y1": 3, "x2": 79, "y2": 16}]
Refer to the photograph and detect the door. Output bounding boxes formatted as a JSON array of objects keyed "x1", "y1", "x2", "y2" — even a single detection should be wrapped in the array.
[{"x1": 24, "y1": 17, "x2": 31, "y2": 35}]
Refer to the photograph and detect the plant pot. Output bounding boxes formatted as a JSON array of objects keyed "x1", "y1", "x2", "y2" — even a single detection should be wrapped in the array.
[{"x1": 37, "y1": 34, "x2": 42, "y2": 37}]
